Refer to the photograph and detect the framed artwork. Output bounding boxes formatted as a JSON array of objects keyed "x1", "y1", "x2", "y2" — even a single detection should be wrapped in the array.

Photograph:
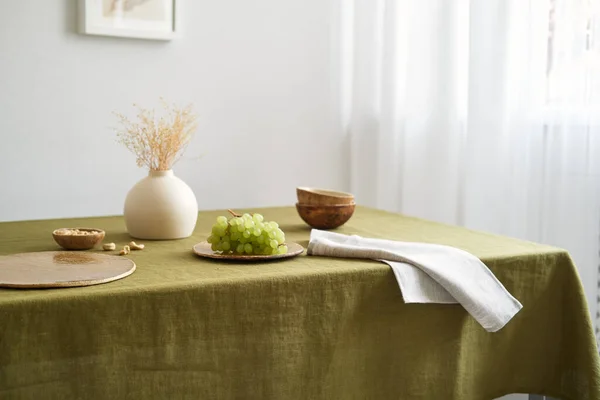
[{"x1": 78, "y1": 0, "x2": 176, "y2": 40}]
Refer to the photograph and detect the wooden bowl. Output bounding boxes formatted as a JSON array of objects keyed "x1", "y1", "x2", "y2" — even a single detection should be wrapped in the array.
[
  {"x1": 52, "y1": 228, "x2": 105, "y2": 250},
  {"x1": 295, "y1": 203, "x2": 355, "y2": 230},
  {"x1": 296, "y1": 187, "x2": 354, "y2": 206}
]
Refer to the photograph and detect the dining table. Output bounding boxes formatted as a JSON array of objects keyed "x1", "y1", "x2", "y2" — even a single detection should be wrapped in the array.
[{"x1": 0, "y1": 206, "x2": 598, "y2": 400}]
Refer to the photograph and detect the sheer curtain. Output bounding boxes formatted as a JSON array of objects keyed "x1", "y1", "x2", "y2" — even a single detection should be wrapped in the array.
[{"x1": 342, "y1": 0, "x2": 600, "y2": 332}]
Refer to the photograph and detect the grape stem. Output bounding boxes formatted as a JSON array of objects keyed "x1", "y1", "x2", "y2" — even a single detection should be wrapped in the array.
[
  {"x1": 227, "y1": 209, "x2": 241, "y2": 218},
  {"x1": 227, "y1": 209, "x2": 259, "y2": 219}
]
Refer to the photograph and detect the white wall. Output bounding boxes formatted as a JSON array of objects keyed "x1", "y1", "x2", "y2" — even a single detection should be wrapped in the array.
[{"x1": 0, "y1": 0, "x2": 347, "y2": 221}]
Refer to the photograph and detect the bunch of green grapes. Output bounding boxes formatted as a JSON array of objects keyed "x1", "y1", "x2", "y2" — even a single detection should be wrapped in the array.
[{"x1": 207, "y1": 211, "x2": 288, "y2": 255}]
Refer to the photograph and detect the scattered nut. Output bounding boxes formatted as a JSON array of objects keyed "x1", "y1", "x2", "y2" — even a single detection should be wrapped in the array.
[
  {"x1": 119, "y1": 245, "x2": 130, "y2": 256},
  {"x1": 129, "y1": 241, "x2": 145, "y2": 250},
  {"x1": 102, "y1": 243, "x2": 116, "y2": 251}
]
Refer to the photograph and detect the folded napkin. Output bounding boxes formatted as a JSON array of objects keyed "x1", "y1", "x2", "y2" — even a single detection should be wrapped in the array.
[{"x1": 307, "y1": 230, "x2": 522, "y2": 332}]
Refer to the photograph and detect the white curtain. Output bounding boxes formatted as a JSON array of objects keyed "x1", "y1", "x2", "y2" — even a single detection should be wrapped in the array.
[{"x1": 343, "y1": 0, "x2": 600, "y2": 334}]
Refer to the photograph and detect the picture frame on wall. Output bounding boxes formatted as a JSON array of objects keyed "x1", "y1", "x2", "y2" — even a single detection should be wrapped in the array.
[{"x1": 78, "y1": 0, "x2": 176, "y2": 40}]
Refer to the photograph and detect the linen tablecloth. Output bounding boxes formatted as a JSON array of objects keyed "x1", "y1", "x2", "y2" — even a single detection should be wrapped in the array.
[{"x1": 0, "y1": 206, "x2": 598, "y2": 400}]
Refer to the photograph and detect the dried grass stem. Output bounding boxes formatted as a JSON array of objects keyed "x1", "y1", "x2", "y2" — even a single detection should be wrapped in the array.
[{"x1": 114, "y1": 100, "x2": 197, "y2": 171}]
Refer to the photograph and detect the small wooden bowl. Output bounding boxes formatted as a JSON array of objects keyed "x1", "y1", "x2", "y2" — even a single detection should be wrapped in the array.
[
  {"x1": 296, "y1": 187, "x2": 354, "y2": 206},
  {"x1": 52, "y1": 228, "x2": 105, "y2": 250},
  {"x1": 295, "y1": 203, "x2": 355, "y2": 230}
]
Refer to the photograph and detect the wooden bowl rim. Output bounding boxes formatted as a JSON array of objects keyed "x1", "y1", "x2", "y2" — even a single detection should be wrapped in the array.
[
  {"x1": 296, "y1": 203, "x2": 356, "y2": 208},
  {"x1": 52, "y1": 227, "x2": 106, "y2": 237},
  {"x1": 296, "y1": 187, "x2": 354, "y2": 199}
]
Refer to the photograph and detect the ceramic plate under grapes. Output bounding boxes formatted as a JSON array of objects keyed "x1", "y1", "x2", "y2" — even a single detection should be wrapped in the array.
[{"x1": 192, "y1": 242, "x2": 304, "y2": 261}]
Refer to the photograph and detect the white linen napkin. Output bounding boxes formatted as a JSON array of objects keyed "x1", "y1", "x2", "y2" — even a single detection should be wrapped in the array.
[{"x1": 307, "y1": 229, "x2": 522, "y2": 332}]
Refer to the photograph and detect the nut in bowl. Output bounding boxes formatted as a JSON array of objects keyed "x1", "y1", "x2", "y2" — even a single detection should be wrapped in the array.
[
  {"x1": 295, "y1": 203, "x2": 355, "y2": 230},
  {"x1": 52, "y1": 228, "x2": 105, "y2": 250}
]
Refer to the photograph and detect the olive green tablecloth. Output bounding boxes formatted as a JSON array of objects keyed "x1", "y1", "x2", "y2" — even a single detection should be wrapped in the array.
[{"x1": 0, "y1": 206, "x2": 598, "y2": 400}]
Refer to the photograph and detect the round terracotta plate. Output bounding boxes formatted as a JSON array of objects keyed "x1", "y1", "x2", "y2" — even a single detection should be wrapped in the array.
[
  {"x1": 193, "y1": 242, "x2": 304, "y2": 261},
  {"x1": 0, "y1": 251, "x2": 136, "y2": 289}
]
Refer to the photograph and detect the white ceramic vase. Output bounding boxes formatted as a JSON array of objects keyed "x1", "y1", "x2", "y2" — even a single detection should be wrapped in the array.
[{"x1": 124, "y1": 170, "x2": 198, "y2": 240}]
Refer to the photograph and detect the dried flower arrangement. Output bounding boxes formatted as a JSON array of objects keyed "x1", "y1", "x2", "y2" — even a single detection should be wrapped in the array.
[{"x1": 114, "y1": 100, "x2": 198, "y2": 171}]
